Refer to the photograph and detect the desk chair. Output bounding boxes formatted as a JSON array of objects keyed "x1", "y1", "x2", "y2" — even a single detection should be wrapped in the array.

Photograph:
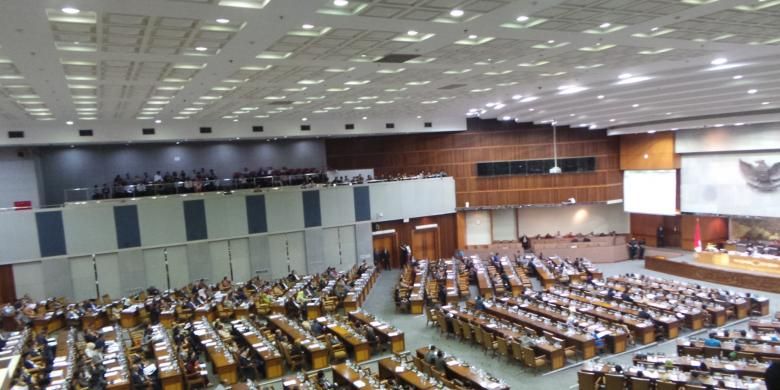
[
  {"x1": 494, "y1": 336, "x2": 509, "y2": 360},
  {"x1": 471, "y1": 324, "x2": 484, "y2": 346},
  {"x1": 552, "y1": 336, "x2": 577, "y2": 360},
  {"x1": 510, "y1": 341, "x2": 524, "y2": 361},
  {"x1": 655, "y1": 381, "x2": 678, "y2": 390},
  {"x1": 702, "y1": 346, "x2": 721, "y2": 358},
  {"x1": 577, "y1": 371, "x2": 599, "y2": 390},
  {"x1": 630, "y1": 377, "x2": 650, "y2": 390},
  {"x1": 521, "y1": 346, "x2": 548, "y2": 371},
  {"x1": 482, "y1": 331, "x2": 497, "y2": 356},
  {"x1": 425, "y1": 308, "x2": 438, "y2": 327},
  {"x1": 604, "y1": 374, "x2": 625, "y2": 390},
  {"x1": 459, "y1": 320, "x2": 473, "y2": 343}
]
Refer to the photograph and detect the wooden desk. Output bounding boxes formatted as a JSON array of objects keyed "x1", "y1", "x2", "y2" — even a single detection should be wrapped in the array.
[
  {"x1": 483, "y1": 304, "x2": 596, "y2": 359},
  {"x1": 377, "y1": 358, "x2": 435, "y2": 390},
  {"x1": 306, "y1": 299, "x2": 321, "y2": 320},
  {"x1": 120, "y1": 305, "x2": 141, "y2": 329},
  {"x1": 331, "y1": 363, "x2": 376, "y2": 390},
  {"x1": 348, "y1": 311, "x2": 405, "y2": 353},
  {"x1": 232, "y1": 319, "x2": 284, "y2": 379},
  {"x1": 317, "y1": 317, "x2": 370, "y2": 362},
  {"x1": 267, "y1": 315, "x2": 329, "y2": 369},
  {"x1": 192, "y1": 320, "x2": 238, "y2": 384},
  {"x1": 416, "y1": 348, "x2": 508, "y2": 390},
  {"x1": 151, "y1": 325, "x2": 183, "y2": 390}
]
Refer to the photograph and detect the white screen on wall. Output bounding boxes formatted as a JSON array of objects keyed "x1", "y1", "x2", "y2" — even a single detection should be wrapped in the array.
[
  {"x1": 623, "y1": 170, "x2": 677, "y2": 216},
  {"x1": 681, "y1": 152, "x2": 780, "y2": 218}
]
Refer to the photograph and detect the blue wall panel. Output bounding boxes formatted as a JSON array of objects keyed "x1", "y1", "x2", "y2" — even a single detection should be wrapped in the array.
[
  {"x1": 183, "y1": 200, "x2": 208, "y2": 241},
  {"x1": 114, "y1": 205, "x2": 141, "y2": 249},
  {"x1": 35, "y1": 211, "x2": 67, "y2": 257},
  {"x1": 245, "y1": 195, "x2": 268, "y2": 234},
  {"x1": 353, "y1": 186, "x2": 371, "y2": 222},
  {"x1": 302, "y1": 191, "x2": 322, "y2": 228}
]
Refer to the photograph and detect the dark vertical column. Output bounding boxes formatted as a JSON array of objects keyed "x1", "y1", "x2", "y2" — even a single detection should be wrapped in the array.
[
  {"x1": 35, "y1": 211, "x2": 67, "y2": 257},
  {"x1": 183, "y1": 200, "x2": 208, "y2": 241},
  {"x1": 114, "y1": 205, "x2": 141, "y2": 249},
  {"x1": 302, "y1": 190, "x2": 322, "y2": 228}
]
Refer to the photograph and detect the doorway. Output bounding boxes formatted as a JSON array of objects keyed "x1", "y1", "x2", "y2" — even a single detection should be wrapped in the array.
[{"x1": 372, "y1": 231, "x2": 398, "y2": 269}]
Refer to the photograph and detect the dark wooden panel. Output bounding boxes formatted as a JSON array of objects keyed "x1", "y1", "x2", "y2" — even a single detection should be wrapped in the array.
[
  {"x1": 680, "y1": 215, "x2": 729, "y2": 251},
  {"x1": 646, "y1": 256, "x2": 780, "y2": 293},
  {"x1": 630, "y1": 213, "x2": 681, "y2": 247},
  {"x1": 620, "y1": 132, "x2": 680, "y2": 170},
  {"x1": 372, "y1": 214, "x2": 457, "y2": 260},
  {"x1": 326, "y1": 118, "x2": 622, "y2": 208},
  {"x1": 0, "y1": 265, "x2": 16, "y2": 304}
]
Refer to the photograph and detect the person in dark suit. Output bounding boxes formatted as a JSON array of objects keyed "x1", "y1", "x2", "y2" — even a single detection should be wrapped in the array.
[{"x1": 656, "y1": 225, "x2": 665, "y2": 248}]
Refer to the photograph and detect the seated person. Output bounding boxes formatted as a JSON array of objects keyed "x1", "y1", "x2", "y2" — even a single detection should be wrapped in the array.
[{"x1": 704, "y1": 332, "x2": 722, "y2": 347}]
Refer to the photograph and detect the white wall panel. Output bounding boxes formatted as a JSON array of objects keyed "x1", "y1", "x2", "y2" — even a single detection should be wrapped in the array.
[
  {"x1": 42, "y1": 257, "x2": 73, "y2": 299},
  {"x1": 681, "y1": 152, "x2": 780, "y2": 217},
  {"x1": 70, "y1": 256, "x2": 97, "y2": 301},
  {"x1": 339, "y1": 226, "x2": 357, "y2": 265},
  {"x1": 248, "y1": 236, "x2": 271, "y2": 279},
  {"x1": 676, "y1": 125, "x2": 780, "y2": 154},
  {"x1": 466, "y1": 211, "x2": 492, "y2": 246},
  {"x1": 304, "y1": 229, "x2": 325, "y2": 274},
  {"x1": 143, "y1": 248, "x2": 167, "y2": 290},
  {"x1": 63, "y1": 205, "x2": 117, "y2": 255},
  {"x1": 209, "y1": 241, "x2": 232, "y2": 283},
  {"x1": 95, "y1": 253, "x2": 121, "y2": 299},
  {"x1": 13, "y1": 261, "x2": 45, "y2": 301},
  {"x1": 287, "y1": 232, "x2": 307, "y2": 275},
  {"x1": 266, "y1": 191, "x2": 304, "y2": 232},
  {"x1": 322, "y1": 228, "x2": 341, "y2": 269},
  {"x1": 138, "y1": 198, "x2": 186, "y2": 246},
  {"x1": 186, "y1": 242, "x2": 211, "y2": 282},
  {"x1": 268, "y1": 234, "x2": 289, "y2": 279},
  {"x1": 320, "y1": 186, "x2": 355, "y2": 227},
  {"x1": 517, "y1": 204, "x2": 629, "y2": 236},
  {"x1": 0, "y1": 211, "x2": 39, "y2": 264},
  {"x1": 117, "y1": 250, "x2": 146, "y2": 296},
  {"x1": 491, "y1": 209, "x2": 517, "y2": 241},
  {"x1": 229, "y1": 238, "x2": 251, "y2": 283},
  {"x1": 205, "y1": 196, "x2": 248, "y2": 239},
  {"x1": 355, "y1": 222, "x2": 373, "y2": 263},
  {"x1": 0, "y1": 153, "x2": 41, "y2": 209},
  {"x1": 166, "y1": 246, "x2": 190, "y2": 289}
]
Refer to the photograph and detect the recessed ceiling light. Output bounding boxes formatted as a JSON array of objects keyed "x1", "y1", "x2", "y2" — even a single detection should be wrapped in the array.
[
  {"x1": 734, "y1": 123, "x2": 744, "y2": 126},
  {"x1": 362, "y1": 116, "x2": 367, "y2": 120},
  {"x1": 195, "y1": 46, "x2": 208, "y2": 51},
  {"x1": 216, "y1": 18, "x2": 230, "y2": 24},
  {"x1": 66, "y1": 121, "x2": 74, "y2": 125},
  {"x1": 302, "y1": 24, "x2": 315, "y2": 30},
  {"x1": 762, "y1": 101, "x2": 770, "y2": 105},
  {"x1": 501, "y1": 116, "x2": 511, "y2": 121},
  {"x1": 233, "y1": 119, "x2": 239, "y2": 122},
  {"x1": 647, "y1": 130, "x2": 656, "y2": 134},
  {"x1": 62, "y1": 7, "x2": 80, "y2": 14},
  {"x1": 665, "y1": 112, "x2": 672, "y2": 115},
  {"x1": 302, "y1": 117, "x2": 308, "y2": 121},
  {"x1": 710, "y1": 57, "x2": 727, "y2": 65},
  {"x1": 468, "y1": 34, "x2": 478, "y2": 39},
  {"x1": 597, "y1": 95, "x2": 604, "y2": 99},
  {"x1": 632, "y1": 104, "x2": 639, "y2": 108},
  {"x1": 450, "y1": 9, "x2": 464, "y2": 17},
  {"x1": 512, "y1": 94, "x2": 523, "y2": 100},
  {"x1": 600, "y1": 22, "x2": 611, "y2": 28},
  {"x1": 733, "y1": 75, "x2": 743, "y2": 79},
  {"x1": 748, "y1": 89, "x2": 758, "y2": 94},
  {"x1": 618, "y1": 73, "x2": 632, "y2": 80},
  {"x1": 334, "y1": 0, "x2": 349, "y2": 6},
  {"x1": 516, "y1": 15, "x2": 529, "y2": 22},
  {"x1": 547, "y1": 40, "x2": 555, "y2": 44},
  {"x1": 714, "y1": 124, "x2": 724, "y2": 127},
  {"x1": 416, "y1": 115, "x2": 422, "y2": 119},
  {"x1": 528, "y1": 108, "x2": 535, "y2": 111},
  {"x1": 407, "y1": 30, "x2": 419, "y2": 36},
  {"x1": 155, "y1": 119, "x2": 162, "y2": 124},
  {"x1": 609, "y1": 119, "x2": 615, "y2": 122},
  {"x1": 651, "y1": 27, "x2": 659, "y2": 32}
]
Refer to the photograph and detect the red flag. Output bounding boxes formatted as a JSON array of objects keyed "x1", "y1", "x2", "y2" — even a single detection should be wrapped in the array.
[{"x1": 694, "y1": 218, "x2": 702, "y2": 252}]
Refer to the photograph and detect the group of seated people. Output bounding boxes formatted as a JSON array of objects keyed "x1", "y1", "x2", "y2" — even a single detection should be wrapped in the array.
[{"x1": 91, "y1": 166, "x2": 327, "y2": 200}]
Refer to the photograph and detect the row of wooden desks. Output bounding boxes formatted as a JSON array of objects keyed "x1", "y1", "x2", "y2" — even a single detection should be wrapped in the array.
[
  {"x1": 192, "y1": 319, "x2": 238, "y2": 384},
  {"x1": 378, "y1": 357, "x2": 437, "y2": 390},
  {"x1": 472, "y1": 258, "x2": 494, "y2": 299},
  {"x1": 409, "y1": 261, "x2": 428, "y2": 314},
  {"x1": 0, "y1": 329, "x2": 26, "y2": 390},
  {"x1": 540, "y1": 289, "x2": 656, "y2": 345},
  {"x1": 348, "y1": 310, "x2": 405, "y2": 353},
  {"x1": 678, "y1": 339, "x2": 780, "y2": 361},
  {"x1": 483, "y1": 303, "x2": 597, "y2": 359},
  {"x1": 332, "y1": 362, "x2": 377, "y2": 390},
  {"x1": 150, "y1": 324, "x2": 184, "y2": 390},
  {"x1": 315, "y1": 317, "x2": 371, "y2": 363},
  {"x1": 47, "y1": 329, "x2": 76, "y2": 388},
  {"x1": 633, "y1": 355, "x2": 768, "y2": 378},
  {"x1": 101, "y1": 325, "x2": 132, "y2": 390},
  {"x1": 441, "y1": 305, "x2": 566, "y2": 370},
  {"x1": 502, "y1": 296, "x2": 628, "y2": 354},
  {"x1": 231, "y1": 319, "x2": 284, "y2": 379},
  {"x1": 267, "y1": 314, "x2": 329, "y2": 370},
  {"x1": 580, "y1": 362, "x2": 768, "y2": 390},
  {"x1": 343, "y1": 267, "x2": 378, "y2": 313},
  {"x1": 416, "y1": 348, "x2": 509, "y2": 390}
]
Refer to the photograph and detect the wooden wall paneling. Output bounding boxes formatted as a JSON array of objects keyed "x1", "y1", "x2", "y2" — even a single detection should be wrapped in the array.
[
  {"x1": 456, "y1": 211, "x2": 467, "y2": 250},
  {"x1": 0, "y1": 264, "x2": 15, "y2": 304},
  {"x1": 372, "y1": 213, "x2": 457, "y2": 259},
  {"x1": 326, "y1": 119, "x2": 623, "y2": 208},
  {"x1": 620, "y1": 132, "x2": 680, "y2": 170},
  {"x1": 680, "y1": 215, "x2": 729, "y2": 251},
  {"x1": 629, "y1": 213, "x2": 681, "y2": 248},
  {"x1": 372, "y1": 233, "x2": 398, "y2": 268}
]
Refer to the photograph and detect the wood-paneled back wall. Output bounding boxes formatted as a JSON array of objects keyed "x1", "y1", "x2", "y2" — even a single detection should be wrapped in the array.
[{"x1": 326, "y1": 118, "x2": 622, "y2": 207}]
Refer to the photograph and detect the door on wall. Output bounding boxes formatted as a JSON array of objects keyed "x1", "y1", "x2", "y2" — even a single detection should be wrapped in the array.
[
  {"x1": 0, "y1": 265, "x2": 16, "y2": 304},
  {"x1": 372, "y1": 232, "x2": 398, "y2": 268},
  {"x1": 412, "y1": 227, "x2": 440, "y2": 261}
]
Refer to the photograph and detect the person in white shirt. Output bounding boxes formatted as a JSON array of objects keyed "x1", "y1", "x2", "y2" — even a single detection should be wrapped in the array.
[{"x1": 153, "y1": 171, "x2": 163, "y2": 183}]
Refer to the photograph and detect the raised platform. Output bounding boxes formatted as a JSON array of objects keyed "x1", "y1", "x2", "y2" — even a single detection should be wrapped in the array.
[
  {"x1": 696, "y1": 251, "x2": 780, "y2": 275},
  {"x1": 645, "y1": 255, "x2": 780, "y2": 293}
]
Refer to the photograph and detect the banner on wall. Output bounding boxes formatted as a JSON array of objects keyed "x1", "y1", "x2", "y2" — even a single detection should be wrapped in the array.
[{"x1": 681, "y1": 152, "x2": 780, "y2": 218}]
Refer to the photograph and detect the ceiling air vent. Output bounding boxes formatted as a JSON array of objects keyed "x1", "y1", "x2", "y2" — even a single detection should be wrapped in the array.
[
  {"x1": 199, "y1": 127, "x2": 212, "y2": 134},
  {"x1": 424, "y1": 122, "x2": 432, "y2": 128},
  {"x1": 8, "y1": 131, "x2": 24, "y2": 139},
  {"x1": 375, "y1": 54, "x2": 420, "y2": 63},
  {"x1": 301, "y1": 124, "x2": 311, "y2": 131},
  {"x1": 252, "y1": 126, "x2": 264, "y2": 132},
  {"x1": 269, "y1": 101, "x2": 295, "y2": 106},
  {"x1": 345, "y1": 124, "x2": 355, "y2": 130},
  {"x1": 385, "y1": 123, "x2": 395, "y2": 129},
  {"x1": 142, "y1": 128, "x2": 155, "y2": 135},
  {"x1": 79, "y1": 129, "x2": 93, "y2": 137}
]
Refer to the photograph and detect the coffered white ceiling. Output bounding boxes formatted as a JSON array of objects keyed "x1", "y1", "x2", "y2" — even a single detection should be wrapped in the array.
[{"x1": 1, "y1": 0, "x2": 780, "y2": 143}]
